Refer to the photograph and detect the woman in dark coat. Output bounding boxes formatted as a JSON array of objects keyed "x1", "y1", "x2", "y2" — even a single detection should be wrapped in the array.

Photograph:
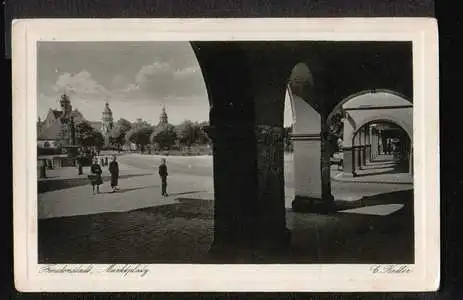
[
  {"x1": 108, "y1": 155, "x2": 119, "y2": 192},
  {"x1": 89, "y1": 157, "x2": 103, "y2": 194}
]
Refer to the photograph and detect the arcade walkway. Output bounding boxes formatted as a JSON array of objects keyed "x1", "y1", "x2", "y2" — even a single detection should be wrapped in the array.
[{"x1": 333, "y1": 154, "x2": 413, "y2": 185}]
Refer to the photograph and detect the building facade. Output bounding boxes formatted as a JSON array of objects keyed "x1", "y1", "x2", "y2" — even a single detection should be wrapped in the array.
[{"x1": 37, "y1": 96, "x2": 114, "y2": 148}]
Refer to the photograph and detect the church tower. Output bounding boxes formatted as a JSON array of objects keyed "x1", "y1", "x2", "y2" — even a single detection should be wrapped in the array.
[
  {"x1": 159, "y1": 105, "x2": 168, "y2": 125},
  {"x1": 59, "y1": 93, "x2": 72, "y2": 119},
  {"x1": 101, "y1": 102, "x2": 114, "y2": 146},
  {"x1": 58, "y1": 93, "x2": 73, "y2": 146}
]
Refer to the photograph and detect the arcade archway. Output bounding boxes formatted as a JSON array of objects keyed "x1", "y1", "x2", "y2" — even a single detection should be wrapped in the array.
[
  {"x1": 190, "y1": 41, "x2": 413, "y2": 256},
  {"x1": 350, "y1": 121, "x2": 412, "y2": 177},
  {"x1": 332, "y1": 90, "x2": 413, "y2": 177}
]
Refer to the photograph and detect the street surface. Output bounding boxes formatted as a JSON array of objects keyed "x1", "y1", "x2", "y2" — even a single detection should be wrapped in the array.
[
  {"x1": 38, "y1": 152, "x2": 414, "y2": 264},
  {"x1": 38, "y1": 153, "x2": 412, "y2": 219}
]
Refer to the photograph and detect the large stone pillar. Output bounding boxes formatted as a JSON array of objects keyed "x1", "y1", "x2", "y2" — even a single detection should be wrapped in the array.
[
  {"x1": 192, "y1": 43, "x2": 270, "y2": 258},
  {"x1": 208, "y1": 121, "x2": 259, "y2": 256},
  {"x1": 249, "y1": 56, "x2": 292, "y2": 253}
]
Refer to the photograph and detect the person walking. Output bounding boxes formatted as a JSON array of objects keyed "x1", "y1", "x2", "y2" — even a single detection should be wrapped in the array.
[
  {"x1": 77, "y1": 154, "x2": 83, "y2": 175},
  {"x1": 89, "y1": 157, "x2": 103, "y2": 195},
  {"x1": 108, "y1": 155, "x2": 120, "y2": 192},
  {"x1": 158, "y1": 158, "x2": 168, "y2": 197}
]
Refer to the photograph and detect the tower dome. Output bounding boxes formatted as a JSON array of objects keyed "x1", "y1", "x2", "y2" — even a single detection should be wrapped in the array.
[
  {"x1": 159, "y1": 105, "x2": 168, "y2": 125},
  {"x1": 59, "y1": 93, "x2": 73, "y2": 119},
  {"x1": 103, "y1": 102, "x2": 112, "y2": 116},
  {"x1": 101, "y1": 102, "x2": 113, "y2": 144}
]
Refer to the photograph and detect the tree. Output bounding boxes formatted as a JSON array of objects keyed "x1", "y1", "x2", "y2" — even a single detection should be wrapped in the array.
[
  {"x1": 197, "y1": 121, "x2": 211, "y2": 145},
  {"x1": 176, "y1": 120, "x2": 199, "y2": 149},
  {"x1": 126, "y1": 126, "x2": 154, "y2": 153},
  {"x1": 109, "y1": 118, "x2": 132, "y2": 149},
  {"x1": 132, "y1": 118, "x2": 152, "y2": 129},
  {"x1": 92, "y1": 131, "x2": 105, "y2": 149},
  {"x1": 151, "y1": 124, "x2": 177, "y2": 150},
  {"x1": 76, "y1": 121, "x2": 97, "y2": 148}
]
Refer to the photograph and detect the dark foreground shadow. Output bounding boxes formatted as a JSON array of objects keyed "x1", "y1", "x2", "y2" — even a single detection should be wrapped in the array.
[
  {"x1": 38, "y1": 190, "x2": 414, "y2": 264},
  {"x1": 128, "y1": 197, "x2": 213, "y2": 219}
]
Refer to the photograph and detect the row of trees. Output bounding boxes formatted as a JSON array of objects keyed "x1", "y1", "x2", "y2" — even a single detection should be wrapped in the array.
[
  {"x1": 73, "y1": 115, "x2": 342, "y2": 154},
  {"x1": 109, "y1": 118, "x2": 210, "y2": 152}
]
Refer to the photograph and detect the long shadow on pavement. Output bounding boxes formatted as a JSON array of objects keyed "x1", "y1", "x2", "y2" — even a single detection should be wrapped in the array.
[
  {"x1": 167, "y1": 191, "x2": 209, "y2": 197},
  {"x1": 38, "y1": 190, "x2": 414, "y2": 264},
  {"x1": 128, "y1": 197, "x2": 213, "y2": 219},
  {"x1": 99, "y1": 185, "x2": 159, "y2": 194},
  {"x1": 334, "y1": 189, "x2": 414, "y2": 210}
]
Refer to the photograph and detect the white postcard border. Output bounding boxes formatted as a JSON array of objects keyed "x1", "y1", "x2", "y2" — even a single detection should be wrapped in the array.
[{"x1": 12, "y1": 18, "x2": 439, "y2": 292}]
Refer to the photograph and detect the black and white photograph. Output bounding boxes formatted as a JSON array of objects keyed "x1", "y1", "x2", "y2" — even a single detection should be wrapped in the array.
[{"x1": 12, "y1": 19, "x2": 439, "y2": 292}]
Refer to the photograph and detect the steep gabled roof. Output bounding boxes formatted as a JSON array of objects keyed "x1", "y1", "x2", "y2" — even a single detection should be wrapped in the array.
[
  {"x1": 71, "y1": 110, "x2": 86, "y2": 124},
  {"x1": 37, "y1": 121, "x2": 62, "y2": 140},
  {"x1": 51, "y1": 109, "x2": 62, "y2": 119}
]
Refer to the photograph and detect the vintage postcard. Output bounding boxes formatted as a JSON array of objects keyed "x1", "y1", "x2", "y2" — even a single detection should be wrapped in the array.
[{"x1": 12, "y1": 18, "x2": 439, "y2": 292}]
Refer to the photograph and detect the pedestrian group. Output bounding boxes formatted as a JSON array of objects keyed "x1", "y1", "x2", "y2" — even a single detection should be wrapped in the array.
[
  {"x1": 89, "y1": 155, "x2": 119, "y2": 194},
  {"x1": 87, "y1": 154, "x2": 169, "y2": 197}
]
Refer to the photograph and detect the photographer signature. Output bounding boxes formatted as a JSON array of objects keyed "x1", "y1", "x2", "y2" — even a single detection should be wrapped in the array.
[{"x1": 370, "y1": 265, "x2": 412, "y2": 274}]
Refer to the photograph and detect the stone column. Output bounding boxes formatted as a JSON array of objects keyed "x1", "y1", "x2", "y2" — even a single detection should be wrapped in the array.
[
  {"x1": 248, "y1": 49, "x2": 298, "y2": 254},
  {"x1": 341, "y1": 115, "x2": 354, "y2": 176},
  {"x1": 366, "y1": 125, "x2": 372, "y2": 163},
  {"x1": 192, "y1": 42, "x2": 268, "y2": 258},
  {"x1": 353, "y1": 131, "x2": 361, "y2": 176},
  {"x1": 359, "y1": 127, "x2": 366, "y2": 169},
  {"x1": 289, "y1": 90, "x2": 334, "y2": 212},
  {"x1": 208, "y1": 122, "x2": 260, "y2": 257},
  {"x1": 342, "y1": 146, "x2": 354, "y2": 175},
  {"x1": 321, "y1": 114, "x2": 335, "y2": 208},
  {"x1": 373, "y1": 128, "x2": 379, "y2": 160},
  {"x1": 254, "y1": 124, "x2": 290, "y2": 251},
  {"x1": 378, "y1": 129, "x2": 383, "y2": 155}
]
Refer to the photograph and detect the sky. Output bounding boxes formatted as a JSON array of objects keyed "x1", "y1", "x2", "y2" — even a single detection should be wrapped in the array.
[{"x1": 37, "y1": 42, "x2": 293, "y2": 126}]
